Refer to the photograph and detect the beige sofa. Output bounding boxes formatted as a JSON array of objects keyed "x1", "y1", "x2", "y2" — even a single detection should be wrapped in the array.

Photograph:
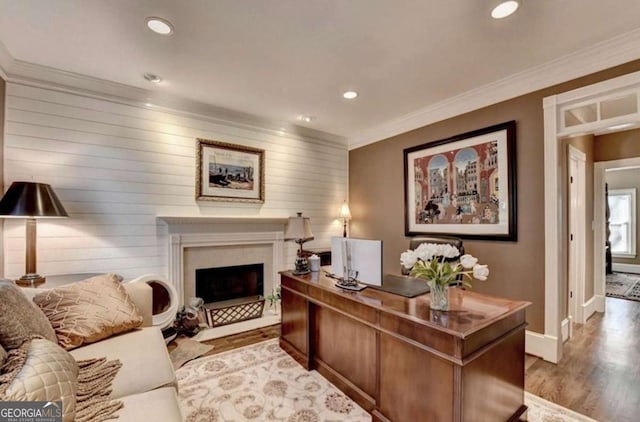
[{"x1": 19, "y1": 281, "x2": 183, "y2": 422}]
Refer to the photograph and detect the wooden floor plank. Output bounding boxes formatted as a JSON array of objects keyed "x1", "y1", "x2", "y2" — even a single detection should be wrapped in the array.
[{"x1": 525, "y1": 297, "x2": 640, "y2": 422}]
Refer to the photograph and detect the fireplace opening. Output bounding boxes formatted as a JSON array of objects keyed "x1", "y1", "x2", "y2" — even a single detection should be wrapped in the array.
[{"x1": 195, "y1": 263, "x2": 264, "y2": 304}]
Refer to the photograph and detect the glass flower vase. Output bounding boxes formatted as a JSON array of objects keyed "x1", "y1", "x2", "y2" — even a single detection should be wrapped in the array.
[{"x1": 428, "y1": 281, "x2": 449, "y2": 311}]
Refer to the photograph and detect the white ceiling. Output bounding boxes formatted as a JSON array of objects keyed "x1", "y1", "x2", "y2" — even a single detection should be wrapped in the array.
[{"x1": 1, "y1": 0, "x2": 640, "y2": 146}]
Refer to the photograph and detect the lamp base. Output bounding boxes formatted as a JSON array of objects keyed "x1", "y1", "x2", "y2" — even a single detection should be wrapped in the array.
[
  {"x1": 293, "y1": 256, "x2": 310, "y2": 275},
  {"x1": 15, "y1": 274, "x2": 46, "y2": 287}
]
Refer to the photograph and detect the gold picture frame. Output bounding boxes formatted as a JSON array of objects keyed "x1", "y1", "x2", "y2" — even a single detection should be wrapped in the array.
[{"x1": 196, "y1": 138, "x2": 265, "y2": 203}]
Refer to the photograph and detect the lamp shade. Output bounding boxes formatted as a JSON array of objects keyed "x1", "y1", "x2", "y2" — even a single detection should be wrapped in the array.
[
  {"x1": 0, "y1": 182, "x2": 68, "y2": 218},
  {"x1": 284, "y1": 212, "x2": 314, "y2": 242},
  {"x1": 339, "y1": 201, "x2": 352, "y2": 220}
]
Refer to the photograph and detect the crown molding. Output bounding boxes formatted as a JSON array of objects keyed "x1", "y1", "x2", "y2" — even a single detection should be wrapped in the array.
[
  {"x1": 0, "y1": 40, "x2": 345, "y2": 147},
  {"x1": 348, "y1": 28, "x2": 640, "y2": 150}
]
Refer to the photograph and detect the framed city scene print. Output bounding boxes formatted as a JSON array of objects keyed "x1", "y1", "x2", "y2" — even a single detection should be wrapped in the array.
[
  {"x1": 196, "y1": 139, "x2": 265, "y2": 203},
  {"x1": 404, "y1": 121, "x2": 516, "y2": 240}
]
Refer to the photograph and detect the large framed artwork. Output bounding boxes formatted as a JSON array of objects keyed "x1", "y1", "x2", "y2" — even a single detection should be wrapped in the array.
[
  {"x1": 404, "y1": 121, "x2": 517, "y2": 240},
  {"x1": 196, "y1": 139, "x2": 265, "y2": 203}
]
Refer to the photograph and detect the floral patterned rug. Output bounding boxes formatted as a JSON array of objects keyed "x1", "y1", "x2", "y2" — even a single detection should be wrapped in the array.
[
  {"x1": 606, "y1": 272, "x2": 640, "y2": 302},
  {"x1": 176, "y1": 339, "x2": 595, "y2": 422},
  {"x1": 176, "y1": 339, "x2": 370, "y2": 421}
]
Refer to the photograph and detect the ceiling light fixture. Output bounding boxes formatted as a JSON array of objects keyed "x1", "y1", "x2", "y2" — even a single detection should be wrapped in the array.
[
  {"x1": 343, "y1": 91, "x2": 358, "y2": 100},
  {"x1": 144, "y1": 73, "x2": 162, "y2": 83},
  {"x1": 491, "y1": 1, "x2": 520, "y2": 19},
  {"x1": 146, "y1": 17, "x2": 174, "y2": 35}
]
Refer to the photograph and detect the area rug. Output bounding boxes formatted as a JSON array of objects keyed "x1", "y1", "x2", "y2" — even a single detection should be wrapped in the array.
[
  {"x1": 525, "y1": 392, "x2": 597, "y2": 422},
  {"x1": 170, "y1": 337, "x2": 214, "y2": 370},
  {"x1": 605, "y1": 272, "x2": 640, "y2": 302},
  {"x1": 176, "y1": 339, "x2": 596, "y2": 422}
]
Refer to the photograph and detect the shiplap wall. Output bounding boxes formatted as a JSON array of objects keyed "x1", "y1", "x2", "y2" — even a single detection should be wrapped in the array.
[{"x1": 3, "y1": 82, "x2": 348, "y2": 279}]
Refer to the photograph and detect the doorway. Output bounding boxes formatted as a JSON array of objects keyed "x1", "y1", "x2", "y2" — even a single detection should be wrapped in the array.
[{"x1": 543, "y1": 70, "x2": 640, "y2": 363}]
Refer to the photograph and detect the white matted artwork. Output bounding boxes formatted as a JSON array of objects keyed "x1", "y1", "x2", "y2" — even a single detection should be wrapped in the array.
[
  {"x1": 330, "y1": 237, "x2": 383, "y2": 286},
  {"x1": 196, "y1": 138, "x2": 265, "y2": 203}
]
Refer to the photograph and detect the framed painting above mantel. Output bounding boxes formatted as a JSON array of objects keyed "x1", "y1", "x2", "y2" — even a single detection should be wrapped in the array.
[
  {"x1": 196, "y1": 138, "x2": 265, "y2": 203},
  {"x1": 404, "y1": 121, "x2": 517, "y2": 241}
]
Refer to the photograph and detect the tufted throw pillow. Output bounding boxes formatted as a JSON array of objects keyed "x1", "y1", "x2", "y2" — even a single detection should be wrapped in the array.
[
  {"x1": 0, "y1": 344, "x2": 6, "y2": 366},
  {"x1": 33, "y1": 274, "x2": 143, "y2": 350},
  {"x1": 0, "y1": 280, "x2": 57, "y2": 349},
  {"x1": 0, "y1": 338, "x2": 78, "y2": 422}
]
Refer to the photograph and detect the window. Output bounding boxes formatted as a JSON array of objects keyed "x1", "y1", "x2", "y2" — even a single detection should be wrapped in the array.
[{"x1": 608, "y1": 188, "x2": 636, "y2": 257}]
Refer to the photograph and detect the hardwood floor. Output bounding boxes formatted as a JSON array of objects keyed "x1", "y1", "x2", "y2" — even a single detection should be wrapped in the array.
[
  {"x1": 167, "y1": 324, "x2": 280, "y2": 357},
  {"x1": 525, "y1": 297, "x2": 640, "y2": 422}
]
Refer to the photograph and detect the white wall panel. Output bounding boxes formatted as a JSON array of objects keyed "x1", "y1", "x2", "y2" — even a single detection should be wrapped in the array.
[{"x1": 3, "y1": 82, "x2": 349, "y2": 280}]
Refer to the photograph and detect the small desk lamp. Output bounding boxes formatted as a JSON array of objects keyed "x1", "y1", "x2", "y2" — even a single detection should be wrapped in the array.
[
  {"x1": 339, "y1": 200, "x2": 351, "y2": 238},
  {"x1": 284, "y1": 212, "x2": 314, "y2": 275},
  {"x1": 0, "y1": 182, "x2": 69, "y2": 286}
]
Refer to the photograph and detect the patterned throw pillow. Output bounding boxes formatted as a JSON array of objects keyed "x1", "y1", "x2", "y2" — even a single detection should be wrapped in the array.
[
  {"x1": 33, "y1": 274, "x2": 143, "y2": 350},
  {"x1": 0, "y1": 338, "x2": 78, "y2": 422},
  {"x1": 0, "y1": 280, "x2": 57, "y2": 349}
]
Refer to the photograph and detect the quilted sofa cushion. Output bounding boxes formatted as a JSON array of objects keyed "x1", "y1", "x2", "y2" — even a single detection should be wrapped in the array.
[
  {"x1": 0, "y1": 280, "x2": 57, "y2": 349},
  {"x1": 33, "y1": 274, "x2": 143, "y2": 350},
  {"x1": 0, "y1": 344, "x2": 6, "y2": 366},
  {"x1": 0, "y1": 338, "x2": 78, "y2": 422}
]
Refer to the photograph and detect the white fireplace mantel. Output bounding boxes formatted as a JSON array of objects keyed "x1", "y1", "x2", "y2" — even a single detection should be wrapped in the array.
[
  {"x1": 158, "y1": 215, "x2": 289, "y2": 225},
  {"x1": 168, "y1": 231, "x2": 285, "y2": 304}
]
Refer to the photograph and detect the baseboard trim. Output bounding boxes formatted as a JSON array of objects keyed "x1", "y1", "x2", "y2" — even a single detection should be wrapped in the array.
[
  {"x1": 525, "y1": 330, "x2": 559, "y2": 363},
  {"x1": 612, "y1": 263, "x2": 640, "y2": 274},
  {"x1": 582, "y1": 295, "x2": 604, "y2": 320},
  {"x1": 561, "y1": 318, "x2": 569, "y2": 343}
]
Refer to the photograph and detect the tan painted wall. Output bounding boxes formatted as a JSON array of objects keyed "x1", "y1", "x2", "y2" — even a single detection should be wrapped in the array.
[
  {"x1": 594, "y1": 129, "x2": 640, "y2": 162},
  {"x1": 350, "y1": 60, "x2": 640, "y2": 334},
  {"x1": 606, "y1": 168, "x2": 640, "y2": 265},
  {"x1": 564, "y1": 135, "x2": 595, "y2": 305}
]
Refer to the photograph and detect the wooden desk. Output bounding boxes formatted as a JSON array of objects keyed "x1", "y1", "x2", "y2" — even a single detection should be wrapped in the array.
[{"x1": 279, "y1": 271, "x2": 530, "y2": 422}]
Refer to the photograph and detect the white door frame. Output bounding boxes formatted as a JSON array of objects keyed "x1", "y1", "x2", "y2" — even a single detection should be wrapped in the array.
[
  {"x1": 594, "y1": 157, "x2": 640, "y2": 305},
  {"x1": 542, "y1": 70, "x2": 640, "y2": 363},
  {"x1": 567, "y1": 145, "x2": 587, "y2": 335}
]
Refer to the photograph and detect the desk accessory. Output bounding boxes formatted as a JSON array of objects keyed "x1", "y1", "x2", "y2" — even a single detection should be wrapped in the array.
[{"x1": 285, "y1": 212, "x2": 314, "y2": 275}]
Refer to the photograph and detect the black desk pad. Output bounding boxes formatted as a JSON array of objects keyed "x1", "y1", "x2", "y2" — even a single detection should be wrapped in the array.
[{"x1": 367, "y1": 274, "x2": 430, "y2": 298}]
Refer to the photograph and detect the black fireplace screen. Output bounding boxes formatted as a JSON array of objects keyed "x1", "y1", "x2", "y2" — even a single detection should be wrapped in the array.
[{"x1": 195, "y1": 263, "x2": 264, "y2": 303}]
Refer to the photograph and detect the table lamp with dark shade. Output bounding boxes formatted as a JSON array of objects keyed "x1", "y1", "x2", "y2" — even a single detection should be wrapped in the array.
[
  {"x1": 284, "y1": 212, "x2": 314, "y2": 275},
  {"x1": 0, "y1": 181, "x2": 69, "y2": 286}
]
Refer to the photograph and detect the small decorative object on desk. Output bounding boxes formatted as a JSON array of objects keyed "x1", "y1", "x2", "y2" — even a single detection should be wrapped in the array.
[
  {"x1": 401, "y1": 243, "x2": 489, "y2": 311},
  {"x1": 308, "y1": 254, "x2": 321, "y2": 272}
]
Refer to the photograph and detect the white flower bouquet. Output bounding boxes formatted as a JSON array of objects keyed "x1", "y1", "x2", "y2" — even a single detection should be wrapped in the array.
[{"x1": 400, "y1": 243, "x2": 489, "y2": 289}]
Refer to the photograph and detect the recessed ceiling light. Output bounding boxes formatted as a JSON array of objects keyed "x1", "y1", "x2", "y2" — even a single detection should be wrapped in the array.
[
  {"x1": 146, "y1": 17, "x2": 174, "y2": 35},
  {"x1": 298, "y1": 115, "x2": 315, "y2": 123},
  {"x1": 343, "y1": 91, "x2": 358, "y2": 100},
  {"x1": 144, "y1": 73, "x2": 162, "y2": 83},
  {"x1": 491, "y1": 1, "x2": 520, "y2": 19}
]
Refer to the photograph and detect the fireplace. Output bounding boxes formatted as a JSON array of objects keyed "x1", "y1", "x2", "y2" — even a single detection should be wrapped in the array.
[
  {"x1": 195, "y1": 263, "x2": 266, "y2": 327},
  {"x1": 195, "y1": 263, "x2": 264, "y2": 304}
]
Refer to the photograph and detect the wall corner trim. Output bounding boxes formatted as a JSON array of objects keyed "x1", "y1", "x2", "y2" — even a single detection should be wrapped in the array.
[{"x1": 582, "y1": 295, "x2": 603, "y2": 321}]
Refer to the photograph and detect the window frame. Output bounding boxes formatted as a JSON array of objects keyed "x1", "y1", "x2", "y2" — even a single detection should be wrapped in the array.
[{"x1": 608, "y1": 188, "x2": 637, "y2": 258}]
